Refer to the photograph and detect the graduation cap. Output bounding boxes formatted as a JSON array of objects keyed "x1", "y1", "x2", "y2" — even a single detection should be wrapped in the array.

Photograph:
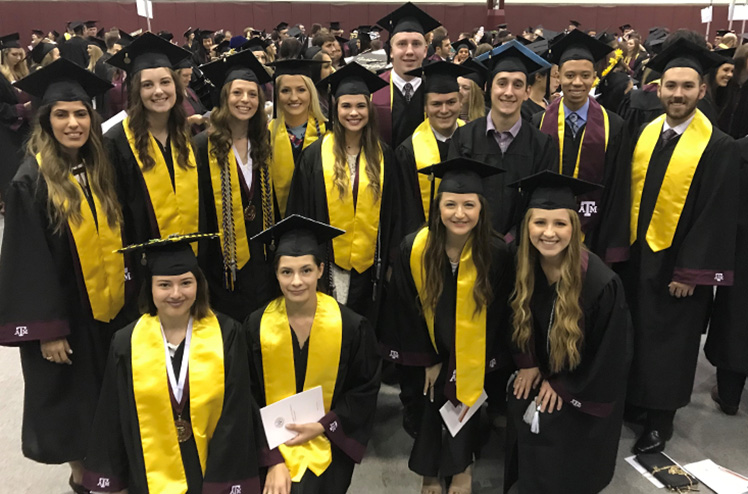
[
  {"x1": 84, "y1": 20, "x2": 97, "y2": 28},
  {"x1": 118, "y1": 29, "x2": 135, "y2": 45},
  {"x1": 542, "y1": 29, "x2": 562, "y2": 44},
  {"x1": 596, "y1": 31, "x2": 616, "y2": 45},
  {"x1": 406, "y1": 61, "x2": 474, "y2": 94},
  {"x1": 526, "y1": 39, "x2": 550, "y2": 57},
  {"x1": 267, "y1": 58, "x2": 324, "y2": 79},
  {"x1": 158, "y1": 31, "x2": 174, "y2": 42},
  {"x1": 497, "y1": 23, "x2": 508, "y2": 30},
  {"x1": 241, "y1": 37, "x2": 270, "y2": 52},
  {"x1": 335, "y1": 35, "x2": 349, "y2": 46},
  {"x1": 0, "y1": 33, "x2": 21, "y2": 49},
  {"x1": 194, "y1": 29, "x2": 214, "y2": 40},
  {"x1": 87, "y1": 36, "x2": 106, "y2": 51},
  {"x1": 569, "y1": 20, "x2": 581, "y2": 28},
  {"x1": 117, "y1": 233, "x2": 219, "y2": 276},
  {"x1": 200, "y1": 49, "x2": 272, "y2": 88},
  {"x1": 69, "y1": 21, "x2": 85, "y2": 33},
  {"x1": 461, "y1": 58, "x2": 490, "y2": 88},
  {"x1": 514, "y1": 36, "x2": 532, "y2": 46},
  {"x1": 107, "y1": 32, "x2": 191, "y2": 74},
  {"x1": 647, "y1": 38, "x2": 724, "y2": 76},
  {"x1": 252, "y1": 214, "x2": 344, "y2": 258},
  {"x1": 508, "y1": 170, "x2": 601, "y2": 211},
  {"x1": 14, "y1": 57, "x2": 112, "y2": 105},
  {"x1": 419, "y1": 157, "x2": 505, "y2": 200},
  {"x1": 174, "y1": 58, "x2": 193, "y2": 70},
  {"x1": 716, "y1": 47, "x2": 737, "y2": 64},
  {"x1": 288, "y1": 26, "x2": 303, "y2": 39},
  {"x1": 329, "y1": 21, "x2": 341, "y2": 31},
  {"x1": 549, "y1": 29, "x2": 612, "y2": 65},
  {"x1": 214, "y1": 39, "x2": 231, "y2": 55},
  {"x1": 319, "y1": 61, "x2": 387, "y2": 98},
  {"x1": 619, "y1": 24, "x2": 632, "y2": 32},
  {"x1": 480, "y1": 39, "x2": 552, "y2": 77},
  {"x1": 183, "y1": 27, "x2": 194, "y2": 39},
  {"x1": 30, "y1": 41, "x2": 57, "y2": 64},
  {"x1": 276, "y1": 22, "x2": 289, "y2": 32},
  {"x1": 452, "y1": 38, "x2": 477, "y2": 53},
  {"x1": 229, "y1": 35, "x2": 248, "y2": 50},
  {"x1": 716, "y1": 29, "x2": 731, "y2": 37},
  {"x1": 31, "y1": 29, "x2": 46, "y2": 38},
  {"x1": 376, "y1": 2, "x2": 441, "y2": 36}
]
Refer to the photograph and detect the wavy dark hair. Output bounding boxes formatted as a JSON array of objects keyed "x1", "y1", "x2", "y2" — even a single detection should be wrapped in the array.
[
  {"x1": 139, "y1": 267, "x2": 211, "y2": 320},
  {"x1": 126, "y1": 67, "x2": 193, "y2": 172},
  {"x1": 27, "y1": 101, "x2": 122, "y2": 233},
  {"x1": 331, "y1": 96, "x2": 383, "y2": 201},
  {"x1": 208, "y1": 80, "x2": 271, "y2": 171},
  {"x1": 420, "y1": 192, "x2": 494, "y2": 315}
]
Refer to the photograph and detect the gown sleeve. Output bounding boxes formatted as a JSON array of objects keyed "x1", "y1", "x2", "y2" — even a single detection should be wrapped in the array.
[
  {"x1": 318, "y1": 315, "x2": 382, "y2": 463},
  {"x1": 394, "y1": 141, "x2": 426, "y2": 238},
  {"x1": 0, "y1": 170, "x2": 70, "y2": 344},
  {"x1": 285, "y1": 142, "x2": 318, "y2": 218},
  {"x1": 671, "y1": 135, "x2": 740, "y2": 285}
]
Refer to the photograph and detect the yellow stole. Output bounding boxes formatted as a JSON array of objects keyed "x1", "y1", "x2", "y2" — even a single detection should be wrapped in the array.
[
  {"x1": 630, "y1": 110, "x2": 712, "y2": 251},
  {"x1": 37, "y1": 153, "x2": 125, "y2": 322},
  {"x1": 321, "y1": 134, "x2": 383, "y2": 272},
  {"x1": 260, "y1": 293, "x2": 342, "y2": 482},
  {"x1": 411, "y1": 118, "x2": 465, "y2": 220},
  {"x1": 131, "y1": 313, "x2": 225, "y2": 494},
  {"x1": 122, "y1": 117, "x2": 200, "y2": 253},
  {"x1": 269, "y1": 115, "x2": 322, "y2": 217},
  {"x1": 207, "y1": 140, "x2": 251, "y2": 270},
  {"x1": 409, "y1": 227, "x2": 486, "y2": 407}
]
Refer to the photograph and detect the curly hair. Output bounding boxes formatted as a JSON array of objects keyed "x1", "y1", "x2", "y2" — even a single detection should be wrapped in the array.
[
  {"x1": 126, "y1": 67, "x2": 193, "y2": 172},
  {"x1": 511, "y1": 208, "x2": 585, "y2": 373},
  {"x1": 27, "y1": 101, "x2": 122, "y2": 234}
]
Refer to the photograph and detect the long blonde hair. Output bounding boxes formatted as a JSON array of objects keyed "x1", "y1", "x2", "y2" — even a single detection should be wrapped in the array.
[
  {"x1": 464, "y1": 79, "x2": 486, "y2": 122},
  {"x1": 511, "y1": 208, "x2": 585, "y2": 373},
  {"x1": 271, "y1": 74, "x2": 327, "y2": 133},
  {"x1": 26, "y1": 101, "x2": 122, "y2": 233},
  {"x1": 1, "y1": 47, "x2": 28, "y2": 82},
  {"x1": 87, "y1": 45, "x2": 103, "y2": 72}
]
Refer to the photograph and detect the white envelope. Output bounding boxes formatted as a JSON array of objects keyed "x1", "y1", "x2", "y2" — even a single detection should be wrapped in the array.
[
  {"x1": 439, "y1": 390, "x2": 488, "y2": 437},
  {"x1": 260, "y1": 386, "x2": 326, "y2": 450}
]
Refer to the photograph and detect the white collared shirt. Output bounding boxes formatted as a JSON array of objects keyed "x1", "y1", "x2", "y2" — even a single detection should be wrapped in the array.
[
  {"x1": 391, "y1": 69, "x2": 422, "y2": 94},
  {"x1": 232, "y1": 141, "x2": 253, "y2": 191},
  {"x1": 663, "y1": 114, "x2": 696, "y2": 136},
  {"x1": 431, "y1": 126, "x2": 454, "y2": 142}
]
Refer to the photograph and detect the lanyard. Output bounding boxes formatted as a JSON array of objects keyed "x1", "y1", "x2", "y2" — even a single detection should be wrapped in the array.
[{"x1": 161, "y1": 317, "x2": 193, "y2": 404}]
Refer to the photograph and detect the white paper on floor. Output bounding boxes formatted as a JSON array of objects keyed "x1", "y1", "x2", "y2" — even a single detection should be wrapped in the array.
[
  {"x1": 625, "y1": 455, "x2": 665, "y2": 488},
  {"x1": 684, "y1": 459, "x2": 748, "y2": 494}
]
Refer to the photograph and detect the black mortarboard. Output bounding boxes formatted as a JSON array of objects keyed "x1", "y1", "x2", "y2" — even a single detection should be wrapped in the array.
[
  {"x1": 716, "y1": 47, "x2": 736, "y2": 64},
  {"x1": 30, "y1": 41, "x2": 57, "y2": 64},
  {"x1": 87, "y1": 36, "x2": 106, "y2": 51},
  {"x1": 482, "y1": 40, "x2": 551, "y2": 77},
  {"x1": 419, "y1": 157, "x2": 504, "y2": 196},
  {"x1": 288, "y1": 26, "x2": 303, "y2": 39},
  {"x1": 497, "y1": 23, "x2": 508, "y2": 30},
  {"x1": 70, "y1": 21, "x2": 85, "y2": 32},
  {"x1": 183, "y1": 27, "x2": 194, "y2": 38},
  {"x1": 461, "y1": 58, "x2": 489, "y2": 87},
  {"x1": 174, "y1": 58, "x2": 192, "y2": 70},
  {"x1": 31, "y1": 29, "x2": 45, "y2": 37},
  {"x1": 117, "y1": 233, "x2": 218, "y2": 276},
  {"x1": 118, "y1": 29, "x2": 135, "y2": 45},
  {"x1": 107, "y1": 32, "x2": 191, "y2": 74},
  {"x1": 0, "y1": 33, "x2": 21, "y2": 49},
  {"x1": 406, "y1": 61, "x2": 474, "y2": 94},
  {"x1": 241, "y1": 37, "x2": 270, "y2": 52},
  {"x1": 14, "y1": 57, "x2": 112, "y2": 105},
  {"x1": 97, "y1": 28, "x2": 105, "y2": 38},
  {"x1": 569, "y1": 20, "x2": 581, "y2": 28},
  {"x1": 200, "y1": 49, "x2": 272, "y2": 87},
  {"x1": 527, "y1": 38, "x2": 550, "y2": 57},
  {"x1": 214, "y1": 39, "x2": 230, "y2": 55},
  {"x1": 508, "y1": 170, "x2": 601, "y2": 211},
  {"x1": 596, "y1": 31, "x2": 616, "y2": 45},
  {"x1": 335, "y1": 35, "x2": 349, "y2": 45},
  {"x1": 644, "y1": 28, "x2": 668, "y2": 54},
  {"x1": 515, "y1": 36, "x2": 532, "y2": 46},
  {"x1": 376, "y1": 2, "x2": 441, "y2": 36},
  {"x1": 330, "y1": 21, "x2": 341, "y2": 31},
  {"x1": 276, "y1": 22, "x2": 289, "y2": 32},
  {"x1": 619, "y1": 24, "x2": 632, "y2": 32},
  {"x1": 194, "y1": 29, "x2": 214, "y2": 40},
  {"x1": 251, "y1": 214, "x2": 343, "y2": 258},
  {"x1": 51, "y1": 30, "x2": 60, "y2": 39},
  {"x1": 84, "y1": 20, "x2": 97, "y2": 28},
  {"x1": 320, "y1": 61, "x2": 387, "y2": 98},
  {"x1": 158, "y1": 31, "x2": 174, "y2": 42},
  {"x1": 647, "y1": 38, "x2": 723, "y2": 75},
  {"x1": 268, "y1": 59, "x2": 324, "y2": 79},
  {"x1": 716, "y1": 29, "x2": 731, "y2": 37},
  {"x1": 549, "y1": 29, "x2": 611, "y2": 65},
  {"x1": 452, "y1": 38, "x2": 477, "y2": 53},
  {"x1": 542, "y1": 29, "x2": 562, "y2": 43}
]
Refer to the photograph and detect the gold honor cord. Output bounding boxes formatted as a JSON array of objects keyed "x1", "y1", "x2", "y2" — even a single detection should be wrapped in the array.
[
  {"x1": 38, "y1": 154, "x2": 125, "y2": 322},
  {"x1": 207, "y1": 140, "x2": 251, "y2": 270},
  {"x1": 321, "y1": 134, "x2": 383, "y2": 272},
  {"x1": 270, "y1": 115, "x2": 322, "y2": 217},
  {"x1": 122, "y1": 117, "x2": 200, "y2": 254},
  {"x1": 260, "y1": 293, "x2": 342, "y2": 481},
  {"x1": 131, "y1": 312, "x2": 224, "y2": 494},
  {"x1": 630, "y1": 110, "x2": 712, "y2": 251},
  {"x1": 410, "y1": 227, "x2": 487, "y2": 407},
  {"x1": 411, "y1": 118, "x2": 465, "y2": 220}
]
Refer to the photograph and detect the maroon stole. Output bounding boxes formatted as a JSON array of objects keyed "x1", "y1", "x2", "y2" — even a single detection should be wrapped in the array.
[{"x1": 372, "y1": 70, "x2": 392, "y2": 146}]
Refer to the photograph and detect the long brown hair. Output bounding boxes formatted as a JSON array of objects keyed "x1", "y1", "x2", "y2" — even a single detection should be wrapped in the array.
[
  {"x1": 208, "y1": 80, "x2": 271, "y2": 170},
  {"x1": 331, "y1": 96, "x2": 383, "y2": 201},
  {"x1": 126, "y1": 68, "x2": 192, "y2": 172},
  {"x1": 511, "y1": 208, "x2": 585, "y2": 373},
  {"x1": 420, "y1": 193, "x2": 494, "y2": 314},
  {"x1": 27, "y1": 101, "x2": 122, "y2": 233}
]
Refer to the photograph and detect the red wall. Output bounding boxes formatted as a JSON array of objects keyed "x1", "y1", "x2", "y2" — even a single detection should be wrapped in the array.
[{"x1": 0, "y1": 2, "x2": 728, "y2": 48}]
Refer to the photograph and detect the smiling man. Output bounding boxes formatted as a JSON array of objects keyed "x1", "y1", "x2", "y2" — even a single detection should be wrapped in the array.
[
  {"x1": 448, "y1": 41, "x2": 558, "y2": 237},
  {"x1": 532, "y1": 30, "x2": 630, "y2": 264},
  {"x1": 623, "y1": 39, "x2": 739, "y2": 455},
  {"x1": 372, "y1": 2, "x2": 441, "y2": 147}
]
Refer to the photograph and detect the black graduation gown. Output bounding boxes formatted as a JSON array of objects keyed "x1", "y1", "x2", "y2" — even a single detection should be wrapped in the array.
[
  {"x1": 194, "y1": 132, "x2": 277, "y2": 322},
  {"x1": 372, "y1": 71, "x2": 426, "y2": 148},
  {"x1": 706, "y1": 136, "x2": 748, "y2": 374},
  {"x1": 380, "y1": 231, "x2": 514, "y2": 477},
  {"x1": 83, "y1": 312, "x2": 264, "y2": 493},
  {"x1": 620, "y1": 127, "x2": 739, "y2": 410},
  {"x1": 505, "y1": 253, "x2": 631, "y2": 494},
  {"x1": 520, "y1": 99, "x2": 544, "y2": 122},
  {"x1": 104, "y1": 122, "x2": 209, "y2": 263},
  {"x1": 245, "y1": 300, "x2": 382, "y2": 494},
  {"x1": 448, "y1": 117, "x2": 558, "y2": 237},
  {"x1": 0, "y1": 75, "x2": 28, "y2": 194},
  {"x1": 286, "y1": 139, "x2": 400, "y2": 329},
  {"x1": 59, "y1": 35, "x2": 90, "y2": 68},
  {"x1": 394, "y1": 133, "x2": 451, "y2": 237},
  {"x1": 0, "y1": 156, "x2": 138, "y2": 464},
  {"x1": 531, "y1": 110, "x2": 631, "y2": 263}
]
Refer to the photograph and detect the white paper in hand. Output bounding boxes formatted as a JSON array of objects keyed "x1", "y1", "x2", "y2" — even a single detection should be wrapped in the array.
[
  {"x1": 260, "y1": 386, "x2": 326, "y2": 450},
  {"x1": 439, "y1": 390, "x2": 487, "y2": 437}
]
